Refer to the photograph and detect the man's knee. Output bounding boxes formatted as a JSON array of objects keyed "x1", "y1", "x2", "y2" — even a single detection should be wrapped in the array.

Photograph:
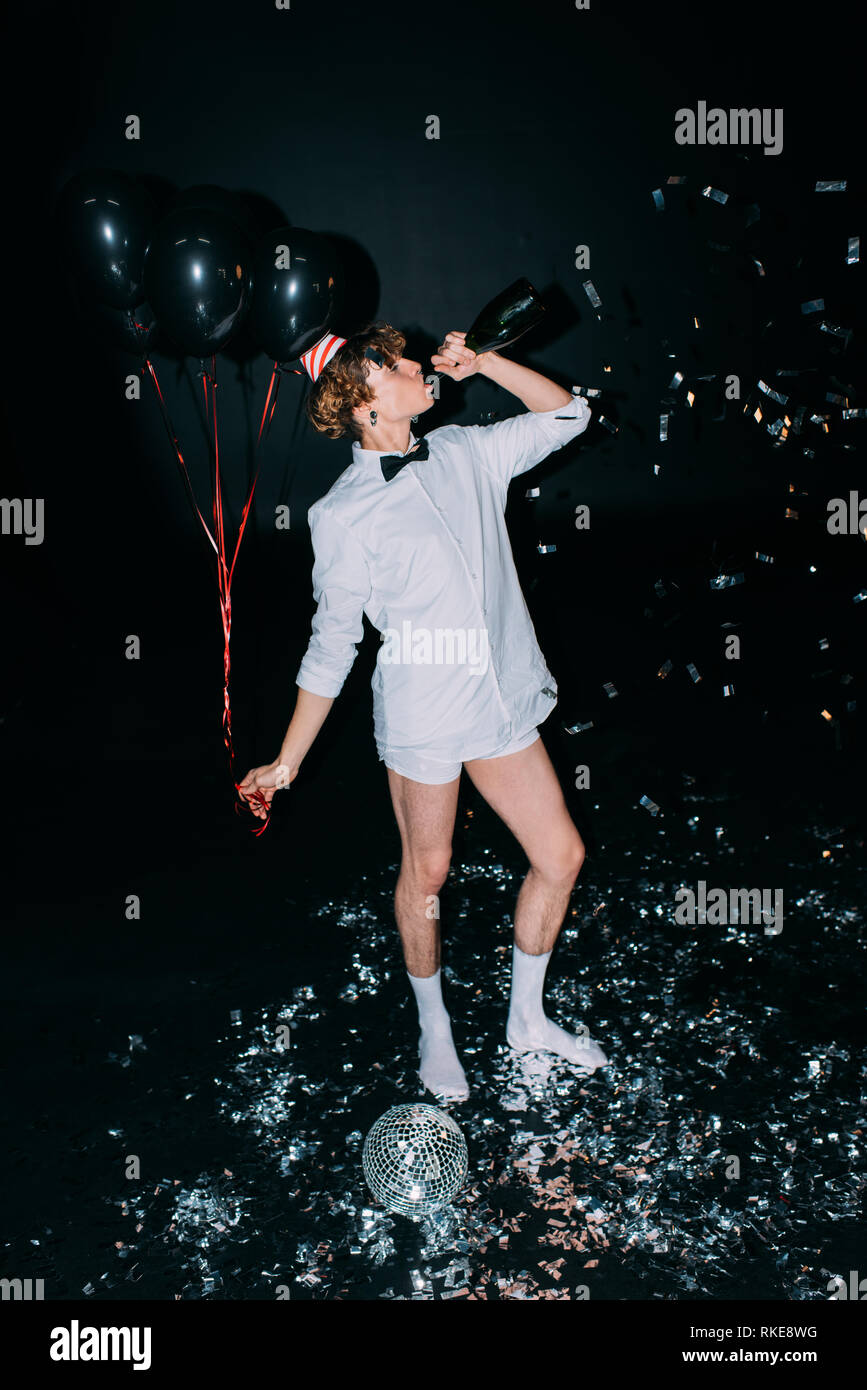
[
  {"x1": 402, "y1": 849, "x2": 452, "y2": 895},
  {"x1": 532, "y1": 833, "x2": 585, "y2": 883}
]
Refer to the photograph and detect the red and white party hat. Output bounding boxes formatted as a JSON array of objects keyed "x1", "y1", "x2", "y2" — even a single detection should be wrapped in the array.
[{"x1": 300, "y1": 332, "x2": 347, "y2": 382}]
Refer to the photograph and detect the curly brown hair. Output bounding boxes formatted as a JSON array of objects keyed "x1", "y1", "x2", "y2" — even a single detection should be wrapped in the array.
[{"x1": 305, "y1": 322, "x2": 406, "y2": 440}]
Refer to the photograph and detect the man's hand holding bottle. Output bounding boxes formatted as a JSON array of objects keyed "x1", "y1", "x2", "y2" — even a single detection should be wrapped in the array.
[{"x1": 431, "y1": 330, "x2": 496, "y2": 382}]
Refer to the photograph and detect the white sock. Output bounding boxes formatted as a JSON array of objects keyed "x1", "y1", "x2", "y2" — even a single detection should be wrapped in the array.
[
  {"x1": 506, "y1": 943, "x2": 607, "y2": 1071},
  {"x1": 407, "y1": 967, "x2": 469, "y2": 1101}
]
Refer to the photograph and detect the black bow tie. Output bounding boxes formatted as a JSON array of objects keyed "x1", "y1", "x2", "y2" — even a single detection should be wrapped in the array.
[{"x1": 380, "y1": 437, "x2": 430, "y2": 482}]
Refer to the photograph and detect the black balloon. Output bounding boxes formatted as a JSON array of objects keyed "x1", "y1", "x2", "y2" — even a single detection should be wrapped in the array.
[
  {"x1": 143, "y1": 207, "x2": 252, "y2": 358},
  {"x1": 68, "y1": 272, "x2": 158, "y2": 354},
  {"x1": 56, "y1": 168, "x2": 155, "y2": 310},
  {"x1": 249, "y1": 227, "x2": 343, "y2": 364},
  {"x1": 108, "y1": 306, "x2": 158, "y2": 356}
]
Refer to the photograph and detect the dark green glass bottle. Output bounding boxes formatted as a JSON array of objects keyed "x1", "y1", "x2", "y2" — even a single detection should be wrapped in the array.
[
  {"x1": 429, "y1": 278, "x2": 547, "y2": 382},
  {"x1": 464, "y1": 277, "x2": 547, "y2": 354}
]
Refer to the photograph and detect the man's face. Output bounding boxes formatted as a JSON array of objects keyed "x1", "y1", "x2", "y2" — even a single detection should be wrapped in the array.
[{"x1": 358, "y1": 354, "x2": 436, "y2": 427}]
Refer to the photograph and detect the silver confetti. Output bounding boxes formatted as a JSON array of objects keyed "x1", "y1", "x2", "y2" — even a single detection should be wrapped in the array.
[
  {"x1": 818, "y1": 321, "x2": 852, "y2": 344},
  {"x1": 11, "y1": 793, "x2": 862, "y2": 1304},
  {"x1": 758, "y1": 380, "x2": 789, "y2": 405}
]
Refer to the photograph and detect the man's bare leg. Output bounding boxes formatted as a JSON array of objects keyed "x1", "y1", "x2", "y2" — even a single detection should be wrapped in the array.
[
  {"x1": 386, "y1": 766, "x2": 469, "y2": 1100},
  {"x1": 463, "y1": 736, "x2": 608, "y2": 1070}
]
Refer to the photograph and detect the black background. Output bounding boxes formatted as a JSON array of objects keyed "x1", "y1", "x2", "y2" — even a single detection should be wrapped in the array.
[{"x1": 1, "y1": 0, "x2": 864, "y2": 1311}]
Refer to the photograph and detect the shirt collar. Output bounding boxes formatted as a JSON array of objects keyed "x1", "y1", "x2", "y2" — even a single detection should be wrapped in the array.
[{"x1": 351, "y1": 429, "x2": 419, "y2": 472}]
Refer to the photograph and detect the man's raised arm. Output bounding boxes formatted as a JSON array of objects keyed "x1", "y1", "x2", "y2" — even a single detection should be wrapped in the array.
[{"x1": 477, "y1": 350, "x2": 573, "y2": 412}]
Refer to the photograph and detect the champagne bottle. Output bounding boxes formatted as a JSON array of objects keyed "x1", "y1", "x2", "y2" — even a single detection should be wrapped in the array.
[
  {"x1": 430, "y1": 277, "x2": 547, "y2": 381},
  {"x1": 465, "y1": 277, "x2": 546, "y2": 354}
]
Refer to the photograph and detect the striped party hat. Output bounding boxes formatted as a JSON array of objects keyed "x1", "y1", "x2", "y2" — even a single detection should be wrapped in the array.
[{"x1": 299, "y1": 331, "x2": 348, "y2": 382}]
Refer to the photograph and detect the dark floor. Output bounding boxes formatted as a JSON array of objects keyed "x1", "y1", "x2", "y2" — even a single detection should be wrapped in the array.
[{"x1": 1, "y1": 549, "x2": 864, "y2": 1298}]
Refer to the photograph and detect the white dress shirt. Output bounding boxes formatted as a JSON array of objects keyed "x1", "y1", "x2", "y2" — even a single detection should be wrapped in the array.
[{"x1": 296, "y1": 388, "x2": 592, "y2": 761}]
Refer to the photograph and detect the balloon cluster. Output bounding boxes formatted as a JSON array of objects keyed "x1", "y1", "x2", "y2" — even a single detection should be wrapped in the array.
[
  {"x1": 56, "y1": 168, "x2": 344, "y2": 363},
  {"x1": 56, "y1": 169, "x2": 346, "y2": 837}
]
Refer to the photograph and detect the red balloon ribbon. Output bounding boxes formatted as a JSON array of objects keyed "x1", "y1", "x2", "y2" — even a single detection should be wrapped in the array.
[{"x1": 145, "y1": 356, "x2": 285, "y2": 835}]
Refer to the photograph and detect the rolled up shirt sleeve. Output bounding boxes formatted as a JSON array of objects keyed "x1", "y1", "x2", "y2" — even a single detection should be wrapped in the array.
[
  {"x1": 467, "y1": 387, "x2": 592, "y2": 485},
  {"x1": 295, "y1": 502, "x2": 372, "y2": 699}
]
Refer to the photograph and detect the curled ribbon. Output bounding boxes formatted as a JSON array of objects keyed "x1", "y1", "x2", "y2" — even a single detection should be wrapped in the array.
[{"x1": 145, "y1": 356, "x2": 285, "y2": 835}]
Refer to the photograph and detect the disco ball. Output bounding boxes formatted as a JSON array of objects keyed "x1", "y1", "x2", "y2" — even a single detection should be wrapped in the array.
[{"x1": 362, "y1": 1104, "x2": 468, "y2": 1217}]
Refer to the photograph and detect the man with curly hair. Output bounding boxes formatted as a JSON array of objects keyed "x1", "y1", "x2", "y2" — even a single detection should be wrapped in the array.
[{"x1": 240, "y1": 322, "x2": 607, "y2": 1101}]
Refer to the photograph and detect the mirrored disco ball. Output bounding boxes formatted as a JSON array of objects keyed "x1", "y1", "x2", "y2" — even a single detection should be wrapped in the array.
[{"x1": 362, "y1": 1104, "x2": 468, "y2": 1217}]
